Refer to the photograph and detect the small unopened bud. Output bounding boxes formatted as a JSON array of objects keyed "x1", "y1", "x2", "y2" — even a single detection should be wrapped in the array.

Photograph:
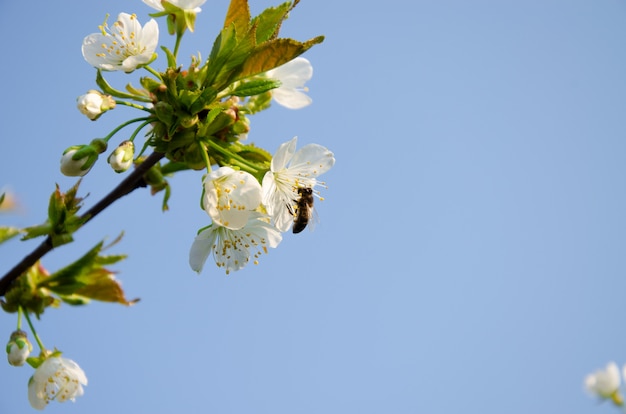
[
  {"x1": 6, "y1": 330, "x2": 32, "y2": 367},
  {"x1": 76, "y1": 90, "x2": 116, "y2": 121},
  {"x1": 108, "y1": 140, "x2": 135, "y2": 173},
  {"x1": 60, "y1": 140, "x2": 107, "y2": 177}
]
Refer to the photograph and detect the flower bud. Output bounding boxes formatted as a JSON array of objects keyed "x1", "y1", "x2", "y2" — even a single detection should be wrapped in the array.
[
  {"x1": 6, "y1": 330, "x2": 32, "y2": 367},
  {"x1": 60, "y1": 140, "x2": 107, "y2": 177},
  {"x1": 107, "y1": 140, "x2": 135, "y2": 173},
  {"x1": 76, "y1": 90, "x2": 115, "y2": 121}
]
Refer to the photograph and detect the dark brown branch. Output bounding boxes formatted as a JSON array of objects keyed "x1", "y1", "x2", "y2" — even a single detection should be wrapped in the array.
[{"x1": 0, "y1": 151, "x2": 165, "y2": 297}]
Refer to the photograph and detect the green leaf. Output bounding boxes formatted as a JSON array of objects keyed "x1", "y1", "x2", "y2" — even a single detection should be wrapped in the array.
[
  {"x1": 0, "y1": 227, "x2": 21, "y2": 244},
  {"x1": 224, "y1": 0, "x2": 250, "y2": 36},
  {"x1": 251, "y1": 1, "x2": 293, "y2": 43},
  {"x1": 188, "y1": 86, "x2": 218, "y2": 114},
  {"x1": 238, "y1": 36, "x2": 324, "y2": 80},
  {"x1": 39, "y1": 239, "x2": 137, "y2": 306},
  {"x1": 230, "y1": 78, "x2": 281, "y2": 97}
]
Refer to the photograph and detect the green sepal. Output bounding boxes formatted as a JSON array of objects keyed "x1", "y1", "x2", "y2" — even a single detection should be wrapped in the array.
[
  {"x1": 230, "y1": 78, "x2": 281, "y2": 97},
  {"x1": 162, "y1": 46, "x2": 178, "y2": 69},
  {"x1": 26, "y1": 355, "x2": 46, "y2": 369},
  {"x1": 125, "y1": 82, "x2": 151, "y2": 100},
  {"x1": 96, "y1": 70, "x2": 142, "y2": 101}
]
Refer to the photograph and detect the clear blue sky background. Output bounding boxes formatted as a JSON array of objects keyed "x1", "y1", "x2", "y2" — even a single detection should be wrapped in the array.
[{"x1": 2, "y1": 1, "x2": 626, "y2": 413}]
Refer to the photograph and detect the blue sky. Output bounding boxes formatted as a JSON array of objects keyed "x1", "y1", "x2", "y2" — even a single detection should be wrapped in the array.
[{"x1": 2, "y1": 1, "x2": 626, "y2": 413}]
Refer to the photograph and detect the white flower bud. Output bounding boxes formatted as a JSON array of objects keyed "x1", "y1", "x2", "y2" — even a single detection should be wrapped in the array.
[
  {"x1": 60, "y1": 148, "x2": 92, "y2": 177},
  {"x1": 76, "y1": 90, "x2": 115, "y2": 120},
  {"x1": 107, "y1": 141, "x2": 135, "y2": 173},
  {"x1": 6, "y1": 330, "x2": 32, "y2": 367}
]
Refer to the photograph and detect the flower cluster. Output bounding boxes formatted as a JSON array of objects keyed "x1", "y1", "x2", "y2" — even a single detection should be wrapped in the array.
[
  {"x1": 58, "y1": 0, "x2": 333, "y2": 275},
  {"x1": 3, "y1": 0, "x2": 333, "y2": 409},
  {"x1": 190, "y1": 136, "x2": 334, "y2": 274},
  {"x1": 28, "y1": 355, "x2": 88, "y2": 410},
  {"x1": 585, "y1": 362, "x2": 626, "y2": 408}
]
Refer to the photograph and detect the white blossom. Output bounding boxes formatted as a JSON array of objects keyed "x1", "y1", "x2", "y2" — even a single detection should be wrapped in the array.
[
  {"x1": 265, "y1": 57, "x2": 313, "y2": 109},
  {"x1": 143, "y1": 0, "x2": 206, "y2": 13},
  {"x1": 28, "y1": 356, "x2": 87, "y2": 410},
  {"x1": 585, "y1": 362, "x2": 621, "y2": 399},
  {"x1": 82, "y1": 13, "x2": 158, "y2": 72},
  {"x1": 189, "y1": 212, "x2": 282, "y2": 274},
  {"x1": 202, "y1": 167, "x2": 262, "y2": 230},
  {"x1": 262, "y1": 137, "x2": 334, "y2": 232}
]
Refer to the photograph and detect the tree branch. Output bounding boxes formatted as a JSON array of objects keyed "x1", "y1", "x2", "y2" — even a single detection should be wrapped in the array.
[{"x1": 0, "y1": 151, "x2": 165, "y2": 297}]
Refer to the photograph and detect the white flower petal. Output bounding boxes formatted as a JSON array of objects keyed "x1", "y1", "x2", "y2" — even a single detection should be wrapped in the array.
[
  {"x1": 189, "y1": 213, "x2": 282, "y2": 274},
  {"x1": 203, "y1": 167, "x2": 262, "y2": 230},
  {"x1": 585, "y1": 362, "x2": 621, "y2": 398},
  {"x1": 189, "y1": 227, "x2": 217, "y2": 273},
  {"x1": 289, "y1": 144, "x2": 336, "y2": 177},
  {"x1": 266, "y1": 57, "x2": 313, "y2": 109},
  {"x1": 28, "y1": 356, "x2": 87, "y2": 410},
  {"x1": 262, "y1": 137, "x2": 334, "y2": 232},
  {"x1": 82, "y1": 14, "x2": 158, "y2": 72},
  {"x1": 271, "y1": 89, "x2": 312, "y2": 110}
]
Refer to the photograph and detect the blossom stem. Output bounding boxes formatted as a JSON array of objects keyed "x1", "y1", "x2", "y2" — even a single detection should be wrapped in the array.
[
  {"x1": 199, "y1": 141, "x2": 212, "y2": 173},
  {"x1": 0, "y1": 151, "x2": 165, "y2": 297},
  {"x1": 173, "y1": 33, "x2": 183, "y2": 61},
  {"x1": 128, "y1": 120, "x2": 154, "y2": 143},
  {"x1": 103, "y1": 117, "x2": 152, "y2": 142},
  {"x1": 144, "y1": 65, "x2": 163, "y2": 81},
  {"x1": 114, "y1": 100, "x2": 153, "y2": 112},
  {"x1": 22, "y1": 308, "x2": 45, "y2": 352},
  {"x1": 205, "y1": 140, "x2": 267, "y2": 179},
  {"x1": 17, "y1": 305, "x2": 23, "y2": 330}
]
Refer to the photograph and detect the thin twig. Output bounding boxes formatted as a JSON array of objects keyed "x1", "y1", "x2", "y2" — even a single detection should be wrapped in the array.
[{"x1": 0, "y1": 151, "x2": 165, "y2": 297}]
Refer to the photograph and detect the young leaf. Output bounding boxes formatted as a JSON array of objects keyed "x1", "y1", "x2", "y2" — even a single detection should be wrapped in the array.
[
  {"x1": 224, "y1": 0, "x2": 251, "y2": 36},
  {"x1": 251, "y1": 1, "x2": 293, "y2": 43},
  {"x1": 238, "y1": 36, "x2": 324, "y2": 81}
]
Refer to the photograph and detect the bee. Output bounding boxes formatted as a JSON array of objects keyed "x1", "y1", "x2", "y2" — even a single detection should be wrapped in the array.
[{"x1": 292, "y1": 187, "x2": 314, "y2": 234}]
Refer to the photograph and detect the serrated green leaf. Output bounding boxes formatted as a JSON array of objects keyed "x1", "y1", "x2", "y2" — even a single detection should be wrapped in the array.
[
  {"x1": 38, "y1": 239, "x2": 136, "y2": 305},
  {"x1": 251, "y1": 1, "x2": 293, "y2": 43},
  {"x1": 230, "y1": 78, "x2": 281, "y2": 97},
  {"x1": 238, "y1": 36, "x2": 324, "y2": 81},
  {"x1": 224, "y1": 0, "x2": 250, "y2": 36}
]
